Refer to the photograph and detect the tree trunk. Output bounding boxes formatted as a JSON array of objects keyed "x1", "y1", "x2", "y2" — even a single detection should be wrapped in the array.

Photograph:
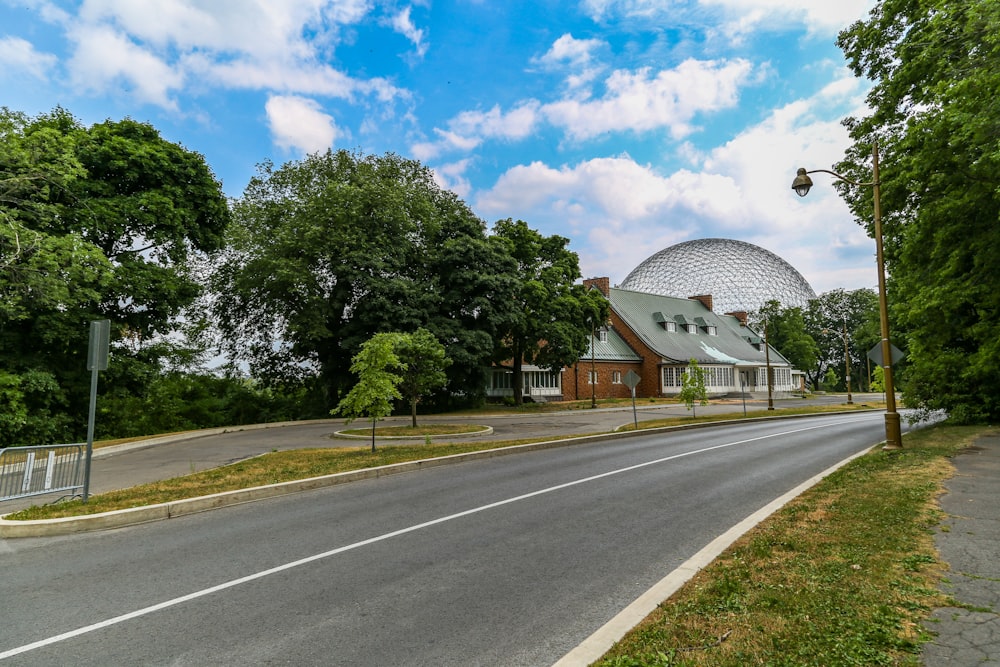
[
  {"x1": 370, "y1": 416, "x2": 376, "y2": 452},
  {"x1": 512, "y1": 342, "x2": 524, "y2": 405},
  {"x1": 411, "y1": 398, "x2": 418, "y2": 428}
]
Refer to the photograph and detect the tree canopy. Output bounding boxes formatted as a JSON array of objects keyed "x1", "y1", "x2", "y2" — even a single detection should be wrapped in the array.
[
  {"x1": 837, "y1": 0, "x2": 1000, "y2": 422},
  {"x1": 1, "y1": 107, "x2": 230, "y2": 445},
  {"x1": 491, "y1": 218, "x2": 610, "y2": 405},
  {"x1": 212, "y1": 150, "x2": 518, "y2": 408}
]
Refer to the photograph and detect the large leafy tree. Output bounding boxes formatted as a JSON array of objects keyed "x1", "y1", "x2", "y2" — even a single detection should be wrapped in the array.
[
  {"x1": 491, "y1": 218, "x2": 610, "y2": 405},
  {"x1": 753, "y1": 300, "x2": 819, "y2": 384},
  {"x1": 803, "y1": 289, "x2": 880, "y2": 392},
  {"x1": 0, "y1": 107, "x2": 230, "y2": 444},
  {"x1": 837, "y1": 1, "x2": 1000, "y2": 422},
  {"x1": 212, "y1": 150, "x2": 517, "y2": 407}
]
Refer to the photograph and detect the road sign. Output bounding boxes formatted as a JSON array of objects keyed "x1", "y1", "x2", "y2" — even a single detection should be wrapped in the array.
[
  {"x1": 867, "y1": 342, "x2": 904, "y2": 366},
  {"x1": 88, "y1": 319, "x2": 110, "y2": 371},
  {"x1": 623, "y1": 370, "x2": 641, "y2": 389}
]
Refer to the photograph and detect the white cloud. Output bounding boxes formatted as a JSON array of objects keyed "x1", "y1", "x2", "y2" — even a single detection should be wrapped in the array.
[
  {"x1": 543, "y1": 58, "x2": 754, "y2": 140},
  {"x1": 473, "y1": 68, "x2": 874, "y2": 293},
  {"x1": 410, "y1": 101, "x2": 541, "y2": 160},
  {"x1": 36, "y1": 0, "x2": 405, "y2": 111},
  {"x1": 431, "y1": 158, "x2": 473, "y2": 199},
  {"x1": 534, "y1": 33, "x2": 605, "y2": 68},
  {"x1": 265, "y1": 95, "x2": 338, "y2": 154},
  {"x1": 387, "y1": 6, "x2": 427, "y2": 58},
  {"x1": 66, "y1": 24, "x2": 184, "y2": 109},
  {"x1": 581, "y1": 0, "x2": 873, "y2": 35},
  {"x1": 0, "y1": 36, "x2": 58, "y2": 79}
]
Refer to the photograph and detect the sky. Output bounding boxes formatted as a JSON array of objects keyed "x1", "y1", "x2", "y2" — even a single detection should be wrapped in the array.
[{"x1": 0, "y1": 0, "x2": 879, "y2": 296}]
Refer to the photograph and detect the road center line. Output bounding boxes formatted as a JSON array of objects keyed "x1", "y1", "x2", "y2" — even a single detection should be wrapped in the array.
[{"x1": 0, "y1": 416, "x2": 873, "y2": 660}]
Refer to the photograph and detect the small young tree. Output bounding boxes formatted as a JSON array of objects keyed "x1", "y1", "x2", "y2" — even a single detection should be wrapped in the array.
[
  {"x1": 679, "y1": 359, "x2": 708, "y2": 417},
  {"x1": 332, "y1": 333, "x2": 403, "y2": 451},
  {"x1": 395, "y1": 328, "x2": 450, "y2": 427}
]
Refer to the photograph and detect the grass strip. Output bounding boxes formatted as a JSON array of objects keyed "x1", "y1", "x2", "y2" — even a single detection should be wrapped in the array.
[{"x1": 593, "y1": 423, "x2": 988, "y2": 667}]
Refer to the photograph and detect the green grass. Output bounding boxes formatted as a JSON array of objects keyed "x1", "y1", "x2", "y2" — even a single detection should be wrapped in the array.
[{"x1": 593, "y1": 423, "x2": 987, "y2": 667}]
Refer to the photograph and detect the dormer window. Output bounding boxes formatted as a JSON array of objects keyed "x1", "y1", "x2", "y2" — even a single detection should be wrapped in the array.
[
  {"x1": 665, "y1": 321, "x2": 677, "y2": 332},
  {"x1": 597, "y1": 328, "x2": 608, "y2": 342},
  {"x1": 706, "y1": 325, "x2": 717, "y2": 336},
  {"x1": 686, "y1": 323, "x2": 698, "y2": 334}
]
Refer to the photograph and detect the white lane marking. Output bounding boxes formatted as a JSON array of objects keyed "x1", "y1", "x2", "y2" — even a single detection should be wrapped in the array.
[{"x1": 0, "y1": 416, "x2": 876, "y2": 660}]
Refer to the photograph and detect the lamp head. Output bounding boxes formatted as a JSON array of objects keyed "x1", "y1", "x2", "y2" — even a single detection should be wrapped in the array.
[{"x1": 791, "y1": 168, "x2": 813, "y2": 197}]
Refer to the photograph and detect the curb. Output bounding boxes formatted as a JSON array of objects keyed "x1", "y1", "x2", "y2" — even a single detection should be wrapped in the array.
[{"x1": 0, "y1": 412, "x2": 875, "y2": 538}]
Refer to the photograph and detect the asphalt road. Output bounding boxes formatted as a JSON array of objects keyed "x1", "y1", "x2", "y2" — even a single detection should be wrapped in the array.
[
  {"x1": 0, "y1": 393, "x2": 880, "y2": 514},
  {"x1": 1, "y1": 411, "x2": 895, "y2": 666}
]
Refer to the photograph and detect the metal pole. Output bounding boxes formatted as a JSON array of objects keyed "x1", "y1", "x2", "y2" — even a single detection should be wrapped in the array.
[
  {"x1": 872, "y1": 140, "x2": 903, "y2": 449},
  {"x1": 843, "y1": 319, "x2": 853, "y2": 405},
  {"x1": 83, "y1": 366, "x2": 98, "y2": 502},
  {"x1": 590, "y1": 326, "x2": 596, "y2": 409},
  {"x1": 764, "y1": 319, "x2": 774, "y2": 410}
]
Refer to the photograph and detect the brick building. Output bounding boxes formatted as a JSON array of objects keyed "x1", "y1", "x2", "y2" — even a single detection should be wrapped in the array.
[{"x1": 487, "y1": 277, "x2": 797, "y2": 402}]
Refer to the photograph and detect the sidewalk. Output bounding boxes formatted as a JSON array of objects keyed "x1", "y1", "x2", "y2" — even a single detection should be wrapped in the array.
[{"x1": 921, "y1": 434, "x2": 1000, "y2": 665}]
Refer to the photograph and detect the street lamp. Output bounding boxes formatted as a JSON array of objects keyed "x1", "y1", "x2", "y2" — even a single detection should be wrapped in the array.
[
  {"x1": 763, "y1": 316, "x2": 774, "y2": 410},
  {"x1": 792, "y1": 139, "x2": 902, "y2": 449},
  {"x1": 842, "y1": 318, "x2": 853, "y2": 405}
]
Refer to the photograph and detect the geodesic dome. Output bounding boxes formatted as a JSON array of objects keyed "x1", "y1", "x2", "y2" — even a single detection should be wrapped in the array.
[{"x1": 619, "y1": 238, "x2": 817, "y2": 315}]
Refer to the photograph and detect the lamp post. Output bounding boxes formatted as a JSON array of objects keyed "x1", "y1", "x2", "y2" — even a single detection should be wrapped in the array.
[
  {"x1": 843, "y1": 318, "x2": 853, "y2": 405},
  {"x1": 792, "y1": 139, "x2": 902, "y2": 449},
  {"x1": 763, "y1": 317, "x2": 774, "y2": 410}
]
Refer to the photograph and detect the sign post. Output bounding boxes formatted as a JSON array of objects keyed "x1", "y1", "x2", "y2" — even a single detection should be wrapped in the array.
[
  {"x1": 623, "y1": 370, "x2": 641, "y2": 430},
  {"x1": 83, "y1": 320, "x2": 110, "y2": 502}
]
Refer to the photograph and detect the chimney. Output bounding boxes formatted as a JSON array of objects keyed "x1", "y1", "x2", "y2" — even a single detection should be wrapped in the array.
[
  {"x1": 583, "y1": 276, "x2": 610, "y2": 297},
  {"x1": 726, "y1": 310, "x2": 748, "y2": 326},
  {"x1": 689, "y1": 294, "x2": 713, "y2": 312}
]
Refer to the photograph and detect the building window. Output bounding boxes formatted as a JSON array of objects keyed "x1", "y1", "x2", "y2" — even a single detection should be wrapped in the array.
[
  {"x1": 588, "y1": 370, "x2": 598, "y2": 384},
  {"x1": 612, "y1": 370, "x2": 622, "y2": 384},
  {"x1": 706, "y1": 325, "x2": 717, "y2": 336},
  {"x1": 665, "y1": 321, "x2": 677, "y2": 332},
  {"x1": 597, "y1": 328, "x2": 608, "y2": 342},
  {"x1": 686, "y1": 323, "x2": 698, "y2": 334}
]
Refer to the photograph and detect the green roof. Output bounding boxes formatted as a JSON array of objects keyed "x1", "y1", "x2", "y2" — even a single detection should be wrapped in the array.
[
  {"x1": 609, "y1": 287, "x2": 790, "y2": 366},
  {"x1": 583, "y1": 327, "x2": 642, "y2": 362}
]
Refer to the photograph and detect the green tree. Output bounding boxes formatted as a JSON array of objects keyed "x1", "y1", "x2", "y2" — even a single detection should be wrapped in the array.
[
  {"x1": 837, "y1": 1, "x2": 1000, "y2": 422},
  {"x1": 0, "y1": 107, "x2": 230, "y2": 444},
  {"x1": 679, "y1": 359, "x2": 708, "y2": 417},
  {"x1": 755, "y1": 301, "x2": 819, "y2": 380},
  {"x1": 491, "y1": 218, "x2": 610, "y2": 405},
  {"x1": 333, "y1": 333, "x2": 404, "y2": 452},
  {"x1": 803, "y1": 289, "x2": 879, "y2": 391},
  {"x1": 395, "y1": 328, "x2": 450, "y2": 427},
  {"x1": 211, "y1": 150, "x2": 517, "y2": 408}
]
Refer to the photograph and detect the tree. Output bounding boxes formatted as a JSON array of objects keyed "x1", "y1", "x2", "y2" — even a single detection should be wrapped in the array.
[
  {"x1": 394, "y1": 328, "x2": 450, "y2": 427},
  {"x1": 332, "y1": 333, "x2": 404, "y2": 452},
  {"x1": 211, "y1": 150, "x2": 517, "y2": 408},
  {"x1": 837, "y1": 1, "x2": 1000, "y2": 422},
  {"x1": 754, "y1": 300, "x2": 819, "y2": 382},
  {"x1": 803, "y1": 289, "x2": 879, "y2": 391},
  {"x1": 679, "y1": 359, "x2": 708, "y2": 417},
  {"x1": 1, "y1": 107, "x2": 229, "y2": 444},
  {"x1": 491, "y1": 218, "x2": 610, "y2": 405}
]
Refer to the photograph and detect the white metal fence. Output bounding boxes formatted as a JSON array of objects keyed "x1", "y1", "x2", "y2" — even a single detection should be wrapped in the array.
[{"x1": 0, "y1": 445, "x2": 84, "y2": 503}]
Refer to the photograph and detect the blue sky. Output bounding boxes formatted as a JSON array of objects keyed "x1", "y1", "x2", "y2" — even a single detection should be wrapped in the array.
[{"x1": 1, "y1": 0, "x2": 878, "y2": 295}]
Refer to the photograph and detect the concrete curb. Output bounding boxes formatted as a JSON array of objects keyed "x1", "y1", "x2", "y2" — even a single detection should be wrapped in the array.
[{"x1": 0, "y1": 411, "x2": 875, "y2": 538}]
